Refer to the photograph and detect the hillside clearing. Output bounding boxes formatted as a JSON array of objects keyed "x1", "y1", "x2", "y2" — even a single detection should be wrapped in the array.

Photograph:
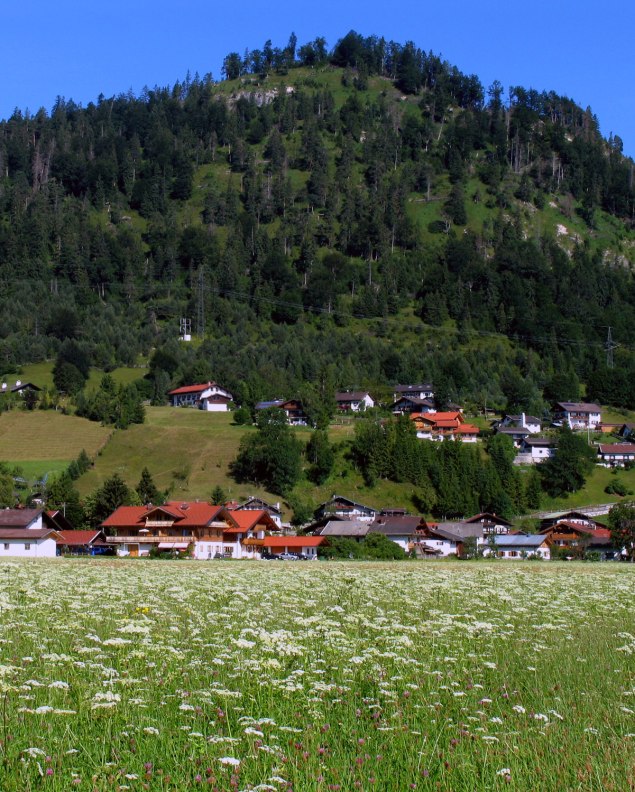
[{"x1": 0, "y1": 411, "x2": 112, "y2": 466}]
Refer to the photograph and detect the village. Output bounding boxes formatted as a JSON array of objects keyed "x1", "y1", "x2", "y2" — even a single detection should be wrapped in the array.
[
  {"x1": 0, "y1": 377, "x2": 632, "y2": 562},
  {"x1": 0, "y1": 494, "x2": 625, "y2": 563},
  {"x1": 167, "y1": 379, "x2": 635, "y2": 467}
]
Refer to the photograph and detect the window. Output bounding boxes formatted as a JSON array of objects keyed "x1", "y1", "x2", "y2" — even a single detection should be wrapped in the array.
[
  {"x1": 3, "y1": 544, "x2": 8, "y2": 551},
  {"x1": 24, "y1": 543, "x2": 31, "y2": 551}
]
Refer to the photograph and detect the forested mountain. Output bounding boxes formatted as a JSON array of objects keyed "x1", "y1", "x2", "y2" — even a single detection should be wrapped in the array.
[{"x1": 1, "y1": 30, "x2": 634, "y2": 414}]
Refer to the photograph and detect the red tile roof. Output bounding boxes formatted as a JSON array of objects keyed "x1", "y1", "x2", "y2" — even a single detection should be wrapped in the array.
[
  {"x1": 101, "y1": 506, "x2": 148, "y2": 528},
  {"x1": 163, "y1": 502, "x2": 225, "y2": 526},
  {"x1": 56, "y1": 530, "x2": 102, "y2": 546},
  {"x1": 262, "y1": 536, "x2": 325, "y2": 548},
  {"x1": 168, "y1": 383, "x2": 218, "y2": 395},
  {"x1": 227, "y1": 510, "x2": 279, "y2": 532},
  {"x1": 102, "y1": 502, "x2": 224, "y2": 528},
  {"x1": 411, "y1": 411, "x2": 463, "y2": 428},
  {"x1": 599, "y1": 443, "x2": 635, "y2": 454},
  {"x1": 454, "y1": 424, "x2": 480, "y2": 434}
]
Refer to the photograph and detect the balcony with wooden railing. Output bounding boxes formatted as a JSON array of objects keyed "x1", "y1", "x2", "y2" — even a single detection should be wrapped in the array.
[{"x1": 108, "y1": 536, "x2": 194, "y2": 544}]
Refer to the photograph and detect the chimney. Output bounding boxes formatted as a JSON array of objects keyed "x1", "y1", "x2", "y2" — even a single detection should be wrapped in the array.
[{"x1": 521, "y1": 412, "x2": 526, "y2": 428}]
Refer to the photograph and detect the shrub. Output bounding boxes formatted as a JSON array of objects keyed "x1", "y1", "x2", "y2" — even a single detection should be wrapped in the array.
[{"x1": 605, "y1": 478, "x2": 632, "y2": 496}]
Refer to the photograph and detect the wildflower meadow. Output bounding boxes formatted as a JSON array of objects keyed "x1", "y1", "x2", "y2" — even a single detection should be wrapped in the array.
[{"x1": 0, "y1": 560, "x2": 634, "y2": 791}]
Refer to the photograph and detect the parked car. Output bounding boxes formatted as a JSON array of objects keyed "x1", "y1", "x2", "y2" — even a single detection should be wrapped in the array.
[
  {"x1": 278, "y1": 552, "x2": 300, "y2": 561},
  {"x1": 260, "y1": 551, "x2": 278, "y2": 560}
]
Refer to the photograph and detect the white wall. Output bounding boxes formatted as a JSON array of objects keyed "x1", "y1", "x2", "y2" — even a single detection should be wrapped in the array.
[
  {"x1": 0, "y1": 537, "x2": 56, "y2": 558},
  {"x1": 423, "y1": 538, "x2": 457, "y2": 557},
  {"x1": 201, "y1": 401, "x2": 229, "y2": 412}
]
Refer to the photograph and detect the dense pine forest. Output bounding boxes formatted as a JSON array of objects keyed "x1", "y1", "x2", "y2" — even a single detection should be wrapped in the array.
[{"x1": 1, "y1": 30, "x2": 634, "y2": 415}]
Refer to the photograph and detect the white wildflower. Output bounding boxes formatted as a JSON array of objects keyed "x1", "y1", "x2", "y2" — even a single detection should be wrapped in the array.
[{"x1": 23, "y1": 747, "x2": 46, "y2": 758}]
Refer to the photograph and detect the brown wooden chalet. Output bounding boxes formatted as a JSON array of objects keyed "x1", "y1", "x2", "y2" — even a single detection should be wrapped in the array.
[{"x1": 538, "y1": 521, "x2": 617, "y2": 560}]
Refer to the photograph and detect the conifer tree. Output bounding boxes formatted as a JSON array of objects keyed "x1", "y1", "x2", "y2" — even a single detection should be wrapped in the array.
[{"x1": 136, "y1": 468, "x2": 161, "y2": 505}]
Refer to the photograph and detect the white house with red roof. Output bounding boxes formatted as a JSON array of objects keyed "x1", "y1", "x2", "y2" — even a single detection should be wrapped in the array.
[
  {"x1": 538, "y1": 521, "x2": 617, "y2": 560},
  {"x1": 168, "y1": 382, "x2": 234, "y2": 411},
  {"x1": 222, "y1": 510, "x2": 281, "y2": 559},
  {"x1": 101, "y1": 501, "x2": 279, "y2": 559},
  {"x1": 452, "y1": 423, "x2": 480, "y2": 443}
]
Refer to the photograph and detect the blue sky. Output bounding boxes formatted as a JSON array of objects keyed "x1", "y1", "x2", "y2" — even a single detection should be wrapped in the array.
[{"x1": 3, "y1": 1, "x2": 634, "y2": 156}]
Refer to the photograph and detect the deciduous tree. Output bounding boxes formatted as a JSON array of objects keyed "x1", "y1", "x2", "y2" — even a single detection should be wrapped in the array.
[{"x1": 609, "y1": 501, "x2": 635, "y2": 561}]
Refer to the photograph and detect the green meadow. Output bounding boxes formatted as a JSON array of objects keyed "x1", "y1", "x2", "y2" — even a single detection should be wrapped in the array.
[{"x1": 1, "y1": 560, "x2": 634, "y2": 791}]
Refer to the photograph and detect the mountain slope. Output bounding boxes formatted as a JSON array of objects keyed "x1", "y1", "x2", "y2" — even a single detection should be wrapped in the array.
[{"x1": 0, "y1": 31, "x2": 634, "y2": 416}]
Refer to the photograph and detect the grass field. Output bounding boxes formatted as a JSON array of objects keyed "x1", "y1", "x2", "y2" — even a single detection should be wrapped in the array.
[
  {"x1": 0, "y1": 411, "x2": 112, "y2": 475},
  {"x1": 1, "y1": 559, "x2": 634, "y2": 791},
  {"x1": 76, "y1": 407, "x2": 358, "y2": 507}
]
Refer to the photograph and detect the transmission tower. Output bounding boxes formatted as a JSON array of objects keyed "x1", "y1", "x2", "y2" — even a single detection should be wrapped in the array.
[{"x1": 605, "y1": 326, "x2": 619, "y2": 368}]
